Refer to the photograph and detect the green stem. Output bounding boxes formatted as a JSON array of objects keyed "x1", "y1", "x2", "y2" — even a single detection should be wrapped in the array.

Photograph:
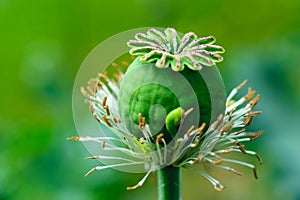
[{"x1": 157, "y1": 166, "x2": 181, "y2": 200}]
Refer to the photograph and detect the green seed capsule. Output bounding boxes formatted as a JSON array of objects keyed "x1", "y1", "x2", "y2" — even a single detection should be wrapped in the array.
[
  {"x1": 118, "y1": 58, "x2": 226, "y2": 141},
  {"x1": 119, "y1": 28, "x2": 226, "y2": 141}
]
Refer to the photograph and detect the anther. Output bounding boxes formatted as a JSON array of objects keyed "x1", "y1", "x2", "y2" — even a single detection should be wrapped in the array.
[
  {"x1": 210, "y1": 158, "x2": 222, "y2": 165},
  {"x1": 226, "y1": 122, "x2": 234, "y2": 135},
  {"x1": 103, "y1": 105, "x2": 110, "y2": 116},
  {"x1": 96, "y1": 80, "x2": 102, "y2": 89},
  {"x1": 185, "y1": 125, "x2": 195, "y2": 137},
  {"x1": 102, "y1": 115, "x2": 113, "y2": 127},
  {"x1": 80, "y1": 87, "x2": 89, "y2": 98},
  {"x1": 113, "y1": 117, "x2": 121, "y2": 123},
  {"x1": 127, "y1": 184, "x2": 140, "y2": 191},
  {"x1": 138, "y1": 113, "x2": 146, "y2": 129},
  {"x1": 102, "y1": 96, "x2": 107, "y2": 107},
  {"x1": 236, "y1": 142, "x2": 246, "y2": 154},
  {"x1": 244, "y1": 115, "x2": 254, "y2": 126},
  {"x1": 236, "y1": 80, "x2": 247, "y2": 90},
  {"x1": 234, "y1": 128, "x2": 246, "y2": 135},
  {"x1": 196, "y1": 123, "x2": 206, "y2": 135},
  {"x1": 99, "y1": 72, "x2": 108, "y2": 80},
  {"x1": 121, "y1": 61, "x2": 129, "y2": 67},
  {"x1": 244, "y1": 88, "x2": 256, "y2": 101},
  {"x1": 156, "y1": 133, "x2": 164, "y2": 144},
  {"x1": 190, "y1": 136, "x2": 200, "y2": 148},
  {"x1": 214, "y1": 183, "x2": 225, "y2": 192},
  {"x1": 89, "y1": 104, "x2": 94, "y2": 113},
  {"x1": 191, "y1": 155, "x2": 204, "y2": 165},
  {"x1": 85, "y1": 168, "x2": 96, "y2": 177},
  {"x1": 184, "y1": 108, "x2": 194, "y2": 118},
  {"x1": 253, "y1": 168, "x2": 258, "y2": 179},
  {"x1": 255, "y1": 153, "x2": 263, "y2": 165},
  {"x1": 87, "y1": 85, "x2": 95, "y2": 95},
  {"x1": 230, "y1": 169, "x2": 243, "y2": 176},
  {"x1": 251, "y1": 130, "x2": 264, "y2": 140},
  {"x1": 139, "y1": 137, "x2": 145, "y2": 144},
  {"x1": 113, "y1": 73, "x2": 121, "y2": 81},
  {"x1": 220, "y1": 122, "x2": 227, "y2": 136},
  {"x1": 66, "y1": 136, "x2": 80, "y2": 141},
  {"x1": 250, "y1": 94, "x2": 260, "y2": 108},
  {"x1": 85, "y1": 156, "x2": 98, "y2": 160},
  {"x1": 93, "y1": 114, "x2": 101, "y2": 123},
  {"x1": 111, "y1": 62, "x2": 122, "y2": 72}
]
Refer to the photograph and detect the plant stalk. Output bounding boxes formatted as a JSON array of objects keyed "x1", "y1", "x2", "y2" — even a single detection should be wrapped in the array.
[{"x1": 157, "y1": 166, "x2": 181, "y2": 200}]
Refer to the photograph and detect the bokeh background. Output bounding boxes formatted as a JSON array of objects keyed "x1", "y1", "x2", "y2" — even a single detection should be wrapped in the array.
[{"x1": 1, "y1": 0, "x2": 300, "y2": 199}]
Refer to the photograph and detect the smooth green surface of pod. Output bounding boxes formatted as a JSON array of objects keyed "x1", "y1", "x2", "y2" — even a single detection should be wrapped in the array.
[{"x1": 118, "y1": 57, "x2": 226, "y2": 140}]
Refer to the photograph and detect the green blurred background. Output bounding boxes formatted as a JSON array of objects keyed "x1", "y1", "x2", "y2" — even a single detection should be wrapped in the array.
[{"x1": 1, "y1": 0, "x2": 300, "y2": 199}]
